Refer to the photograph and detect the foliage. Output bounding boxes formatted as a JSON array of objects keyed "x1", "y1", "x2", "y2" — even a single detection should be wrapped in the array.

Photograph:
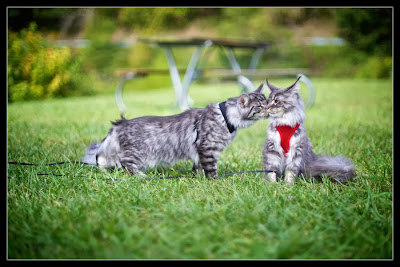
[
  {"x1": 302, "y1": 45, "x2": 363, "y2": 77},
  {"x1": 83, "y1": 12, "x2": 116, "y2": 43},
  {"x1": 8, "y1": 23, "x2": 93, "y2": 102},
  {"x1": 268, "y1": 8, "x2": 335, "y2": 26},
  {"x1": 356, "y1": 56, "x2": 392, "y2": 79},
  {"x1": 8, "y1": 78, "x2": 392, "y2": 259},
  {"x1": 7, "y1": 8, "x2": 394, "y2": 102},
  {"x1": 300, "y1": 44, "x2": 393, "y2": 79},
  {"x1": 335, "y1": 8, "x2": 392, "y2": 56},
  {"x1": 213, "y1": 8, "x2": 293, "y2": 41},
  {"x1": 117, "y1": 8, "x2": 206, "y2": 34}
]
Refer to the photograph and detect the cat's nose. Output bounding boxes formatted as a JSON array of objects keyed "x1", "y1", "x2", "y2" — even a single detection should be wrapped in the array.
[{"x1": 261, "y1": 110, "x2": 269, "y2": 117}]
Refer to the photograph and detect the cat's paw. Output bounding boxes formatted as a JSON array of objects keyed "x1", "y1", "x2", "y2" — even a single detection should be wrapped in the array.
[
  {"x1": 284, "y1": 170, "x2": 296, "y2": 185},
  {"x1": 135, "y1": 171, "x2": 146, "y2": 177},
  {"x1": 264, "y1": 172, "x2": 277, "y2": 183}
]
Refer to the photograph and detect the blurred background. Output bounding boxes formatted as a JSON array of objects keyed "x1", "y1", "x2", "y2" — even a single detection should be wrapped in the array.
[{"x1": 7, "y1": 7, "x2": 392, "y2": 103}]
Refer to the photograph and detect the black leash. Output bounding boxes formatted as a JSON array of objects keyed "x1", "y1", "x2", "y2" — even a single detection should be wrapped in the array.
[
  {"x1": 8, "y1": 161, "x2": 90, "y2": 166},
  {"x1": 7, "y1": 161, "x2": 271, "y2": 182}
]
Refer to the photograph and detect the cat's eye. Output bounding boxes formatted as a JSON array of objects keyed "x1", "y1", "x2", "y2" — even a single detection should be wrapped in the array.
[{"x1": 274, "y1": 99, "x2": 281, "y2": 104}]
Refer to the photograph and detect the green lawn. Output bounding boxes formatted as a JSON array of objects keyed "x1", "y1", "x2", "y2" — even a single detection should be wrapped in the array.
[{"x1": 7, "y1": 78, "x2": 392, "y2": 259}]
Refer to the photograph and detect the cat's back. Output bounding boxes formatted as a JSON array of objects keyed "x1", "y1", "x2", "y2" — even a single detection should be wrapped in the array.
[{"x1": 110, "y1": 108, "x2": 204, "y2": 138}]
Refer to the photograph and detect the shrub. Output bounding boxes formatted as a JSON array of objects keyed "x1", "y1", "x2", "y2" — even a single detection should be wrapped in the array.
[
  {"x1": 118, "y1": 8, "x2": 199, "y2": 33},
  {"x1": 8, "y1": 23, "x2": 93, "y2": 102},
  {"x1": 335, "y1": 8, "x2": 392, "y2": 57},
  {"x1": 356, "y1": 56, "x2": 392, "y2": 79}
]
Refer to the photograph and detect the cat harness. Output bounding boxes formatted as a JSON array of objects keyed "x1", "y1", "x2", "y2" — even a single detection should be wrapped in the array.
[
  {"x1": 219, "y1": 101, "x2": 236, "y2": 133},
  {"x1": 275, "y1": 124, "x2": 300, "y2": 157}
]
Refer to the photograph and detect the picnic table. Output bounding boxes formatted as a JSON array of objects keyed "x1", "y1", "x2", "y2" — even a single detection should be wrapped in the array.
[{"x1": 115, "y1": 37, "x2": 314, "y2": 111}]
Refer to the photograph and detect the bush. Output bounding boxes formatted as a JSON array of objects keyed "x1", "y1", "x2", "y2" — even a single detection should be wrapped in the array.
[
  {"x1": 118, "y1": 8, "x2": 199, "y2": 33},
  {"x1": 8, "y1": 23, "x2": 93, "y2": 102},
  {"x1": 356, "y1": 56, "x2": 392, "y2": 79},
  {"x1": 335, "y1": 8, "x2": 392, "y2": 56}
]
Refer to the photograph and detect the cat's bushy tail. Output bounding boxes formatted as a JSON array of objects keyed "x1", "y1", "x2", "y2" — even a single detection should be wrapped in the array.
[
  {"x1": 307, "y1": 154, "x2": 356, "y2": 183},
  {"x1": 81, "y1": 142, "x2": 101, "y2": 165}
]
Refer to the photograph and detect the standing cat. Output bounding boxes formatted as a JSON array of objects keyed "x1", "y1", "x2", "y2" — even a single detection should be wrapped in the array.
[
  {"x1": 262, "y1": 77, "x2": 356, "y2": 184},
  {"x1": 82, "y1": 82, "x2": 269, "y2": 178}
]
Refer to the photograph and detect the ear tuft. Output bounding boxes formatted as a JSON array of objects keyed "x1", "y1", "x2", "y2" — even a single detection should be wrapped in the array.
[
  {"x1": 266, "y1": 79, "x2": 280, "y2": 93},
  {"x1": 285, "y1": 76, "x2": 301, "y2": 93},
  {"x1": 239, "y1": 93, "x2": 249, "y2": 108},
  {"x1": 254, "y1": 80, "x2": 266, "y2": 94}
]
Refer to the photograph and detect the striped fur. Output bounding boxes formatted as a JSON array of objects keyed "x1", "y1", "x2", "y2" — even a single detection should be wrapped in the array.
[
  {"x1": 262, "y1": 77, "x2": 356, "y2": 184},
  {"x1": 82, "y1": 83, "x2": 268, "y2": 178}
]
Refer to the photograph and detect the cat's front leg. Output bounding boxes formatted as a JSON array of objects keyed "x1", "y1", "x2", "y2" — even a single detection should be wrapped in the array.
[
  {"x1": 284, "y1": 170, "x2": 296, "y2": 184},
  {"x1": 266, "y1": 171, "x2": 277, "y2": 183},
  {"x1": 119, "y1": 152, "x2": 144, "y2": 176},
  {"x1": 284, "y1": 145, "x2": 303, "y2": 184},
  {"x1": 198, "y1": 149, "x2": 220, "y2": 178},
  {"x1": 262, "y1": 140, "x2": 283, "y2": 183},
  {"x1": 191, "y1": 161, "x2": 203, "y2": 177}
]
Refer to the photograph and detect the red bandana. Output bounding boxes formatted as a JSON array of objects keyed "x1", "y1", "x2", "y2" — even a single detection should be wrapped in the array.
[{"x1": 275, "y1": 124, "x2": 300, "y2": 157}]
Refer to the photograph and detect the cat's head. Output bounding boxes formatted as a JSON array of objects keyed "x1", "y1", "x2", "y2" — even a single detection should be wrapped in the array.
[
  {"x1": 237, "y1": 82, "x2": 269, "y2": 120},
  {"x1": 264, "y1": 76, "x2": 303, "y2": 118}
]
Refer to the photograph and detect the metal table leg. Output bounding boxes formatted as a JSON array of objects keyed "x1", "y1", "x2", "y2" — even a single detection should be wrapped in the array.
[
  {"x1": 115, "y1": 72, "x2": 136, "y2": 113},
  {"x1": 224, "y1": 47, "x2": 254, "y2": 93},
  {"x1": 181, "y1": 42, "x2": 211, "y2": 107},
  {"x1": 248, "y1": 47, "x2": 265, "y2": 70},
  {"x1": 165, "y1": 46, "x2": 187, "y2": 110},
  {"x1": 163, "y1": 41, "x2": 211, "y2": 110}
]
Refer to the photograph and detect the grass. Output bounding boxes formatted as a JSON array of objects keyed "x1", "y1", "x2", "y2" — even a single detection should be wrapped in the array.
[{"x1": 7, "y1": 78, "x2": 392, "y2": 259}]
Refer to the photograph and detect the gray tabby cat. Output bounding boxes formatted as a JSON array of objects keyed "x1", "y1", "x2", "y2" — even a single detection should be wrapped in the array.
[
  {"x1": 262, "y1": 77, "x2": 356, "y2": 184},
  {"x1": 82, "y1": 83, "x2": 268, "y2": 178}
]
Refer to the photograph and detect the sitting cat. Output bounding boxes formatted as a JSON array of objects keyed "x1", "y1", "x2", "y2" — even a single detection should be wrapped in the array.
[
  {"x1": 83, "y1": 82, "x2": 269, "y2": 178},
  {"x1": 262, "y1": 77, "x2": 356, "y2": 184}
]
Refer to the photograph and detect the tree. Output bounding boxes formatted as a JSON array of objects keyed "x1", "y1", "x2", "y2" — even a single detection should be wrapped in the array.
[{"x1": 336, "y1": 8, "x2": 392, "y2": 56}]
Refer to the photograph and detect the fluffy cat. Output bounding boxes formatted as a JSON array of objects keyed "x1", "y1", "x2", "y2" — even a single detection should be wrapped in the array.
[
  {"x1": 83, "y1": 83, "x2": 269, "y2": 178},
  {"x1": 262, "y1": 77, "x2": 356, "y2": 184}
]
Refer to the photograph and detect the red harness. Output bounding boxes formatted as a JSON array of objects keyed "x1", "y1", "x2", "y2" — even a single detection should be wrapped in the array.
[{"x1": 275, "y1": 124, "x2": 300, "y2": 157}]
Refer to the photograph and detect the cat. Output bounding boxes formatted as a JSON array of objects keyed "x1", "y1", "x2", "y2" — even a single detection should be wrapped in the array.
[
  {"x1": 82, "y1": 82, "x2": 269, "y2": 178},
  {"x1": 262, "y1": 76, "x2": 356, "y2": 184}
]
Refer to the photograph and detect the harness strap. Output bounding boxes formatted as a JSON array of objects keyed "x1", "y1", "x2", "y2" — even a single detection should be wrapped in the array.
[
  {"x1": 219, "y1": 101, "x2": 236, "y2": 133},
  {"x1": 275, "y1": 124, "x2": 300, "y2": 157}
]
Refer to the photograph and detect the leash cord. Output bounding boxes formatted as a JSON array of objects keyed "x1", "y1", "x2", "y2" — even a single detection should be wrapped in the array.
[{"x1": 7, "y1": 161, "x2": 271, "y2": 182}]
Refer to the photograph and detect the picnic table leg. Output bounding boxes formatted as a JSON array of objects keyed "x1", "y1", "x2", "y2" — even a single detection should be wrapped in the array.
[
  {"x1": 242, "y1": 47, "x2": 266, "y2": 93},
  {"x1": 164, "y1": 46, "x2": 188, "y2": 110},
  {"x1": 181, "y1": 42, "x2": 212, "y2": 108},
  {"x1": 115, "y1": 74, "x2": 135, "y2": 113},
  {"x1": 242, "y1": 47, "x2": 266, "y2": 92},
  {"x1": 223, "y1": 47, "x2": 255, "y2": 93},
  {"x1": 224, "y1": 47, "x2": 241, "y2": 74},
  {"x1": 248, "y1": 47, "x2": 266, "y2": 70},
  {"x1": 181, "y1": 47, "x2": 201, "y2": 106}
]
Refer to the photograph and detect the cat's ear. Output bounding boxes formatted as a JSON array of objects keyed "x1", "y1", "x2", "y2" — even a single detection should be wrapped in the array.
[
  {"x1": 239, "y1": 93, "x2": 249, "y2": 108},
  {"x1": 266, "y1": 79, "x2": 280, "y2": 93},
  {"x1": 284, "y1": 76, "x2": 301, "y2": 93},
  {"x1": 254, "y1": 80, "x2": 266, "y2": 94}
]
